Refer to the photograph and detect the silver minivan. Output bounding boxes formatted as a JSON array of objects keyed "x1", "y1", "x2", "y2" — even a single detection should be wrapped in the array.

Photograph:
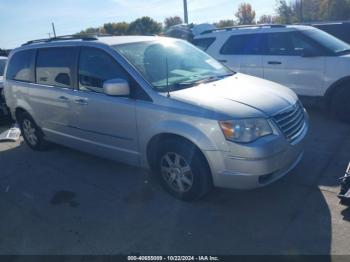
[{"x1": 4, "y1": 35, "x2": 308, "y2": 200}]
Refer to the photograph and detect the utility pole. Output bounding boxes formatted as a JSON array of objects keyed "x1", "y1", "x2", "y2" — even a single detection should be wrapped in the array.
[
  {"x1": 183, "y1": 0, "x2": 188, "y2": 24},
  {"x1": 51, "y1": 22, "x2": 57, "y2": 38},
  {"x1": 300, "y1": 0, "x2": 303, "y2": 23}
]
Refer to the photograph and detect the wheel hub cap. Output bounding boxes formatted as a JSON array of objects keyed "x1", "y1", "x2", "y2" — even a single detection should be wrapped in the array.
[
  {"x1": 160, "y1": 152, "x2": 193, "y2": 193},
  {"x1": 22, "y1": 119, "x2": 38, "y2": 146}
]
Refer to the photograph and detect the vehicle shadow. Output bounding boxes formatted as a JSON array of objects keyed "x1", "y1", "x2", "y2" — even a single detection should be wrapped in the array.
[{"x1": 0, "y1": 107, "x2": 339, "y2": 256}]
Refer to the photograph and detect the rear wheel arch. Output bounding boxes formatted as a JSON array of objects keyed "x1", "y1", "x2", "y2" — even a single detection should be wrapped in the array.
[
  {"x1": 15, "y1": 107, "x2": 28, "y2": 121},
  {"x1": 15, "y1": 108, "x2": 45, "y2": 136}
]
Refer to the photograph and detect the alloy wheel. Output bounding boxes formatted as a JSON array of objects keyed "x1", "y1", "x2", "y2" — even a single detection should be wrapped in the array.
[
  {"x1": 22, "y1": 119, "x2": 38, "y2": 146},
  {"x1": 160, "y1": 152, "x2": 194, "y2": 193}
]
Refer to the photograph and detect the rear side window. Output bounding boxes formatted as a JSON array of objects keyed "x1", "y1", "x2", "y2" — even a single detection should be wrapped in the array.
[
  {"x1": 264, "y1": 32, "x2": 324, "y2": 56},
  {"x1": 265, "y1": 32, "x2": 293, "y2": 56},
  {"x1": 220, "y1": 34, "x2": 264, "y2": 55},
  {"x1": 6, "y1": 50, "x2": 35, "y2": 82},
  {"x1": 78, "y1": 47, "x2": 129, "y2": 93},
  {"x1": 36, "y1": 47, "x2": 78, "y2": 88},
  {"x1": 192, "y1": 37, "x2": 216, "y2": 51}
]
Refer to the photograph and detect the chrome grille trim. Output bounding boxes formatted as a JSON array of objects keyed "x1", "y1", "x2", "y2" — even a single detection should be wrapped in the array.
[{"x1": 273, "y1": 102, "x2": 306, "y2": 143}]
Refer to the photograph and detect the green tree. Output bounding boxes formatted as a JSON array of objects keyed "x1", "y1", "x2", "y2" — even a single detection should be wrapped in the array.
[
  {"x1": 235, "y1": 3, "x2": 256, "y2": 25},
  {"x1": 128, "y1": 16, "x2": 163, "y2": 35},
  {"x1": 258, "y1": 15, "x2": 278, "y2": 24},
  {"x1": 79, "y1": 27, "x2": 104, "y2": 35},
  {"x1": 214, "y1": 19, "x2": 235, "y2": 28},
  {"x1": 275, "y1": 0, "x2": 297, "y2": 24},
  {"x1": 103, "y1": 22, "x2": 129, "y2": 35},
  {"x1": 326, "y1": 0, "x2": 350, "y2": 20},
  {"x1": 164, "y1": 16, "x2": 183, "y2": 29},
  {"x1": 276, "y1": 0, "x2": 350, "y2": 23}
]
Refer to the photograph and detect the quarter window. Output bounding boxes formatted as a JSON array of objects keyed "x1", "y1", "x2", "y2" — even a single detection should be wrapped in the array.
[
  {"x1": 220, "y1": 34, "x2": 264, "y2": 55},
  {"x1": 78, "y1": 47, "x2": 129, "y2": 93},
  {"x1": 192, "y1": 37, "x2": 216, "y2": 51},
  {"x1": 36, "y1": 47, "x2": 77, "y2": 88},
  {"x1": 6, "y1": 50, "x2": 35, "y2": 82}
]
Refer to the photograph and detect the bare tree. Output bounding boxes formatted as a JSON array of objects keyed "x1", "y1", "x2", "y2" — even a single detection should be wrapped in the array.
[
  {"x1": 164, "y1": 16, "x2": 183, "y2": 29},
  {"x1": 235, "y1": 3, "x2": 256, "y2": 25}
]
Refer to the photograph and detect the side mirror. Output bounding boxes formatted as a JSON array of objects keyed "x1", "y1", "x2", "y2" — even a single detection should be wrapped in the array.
[{"x1": 103, "y1": 78, "x2": 130, "y2": 96}]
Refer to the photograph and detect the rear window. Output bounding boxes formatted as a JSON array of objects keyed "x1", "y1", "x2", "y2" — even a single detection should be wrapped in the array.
[
  {"x1": 6, "y1": 50, "x2": 35, "y2": 82},
  {"x1": 36, "y1": 47, "x2": 78, "y2": 88},
  {"x1": 220, "y1": 33, "x2": 265, "y2": 55},
  {"x1": 192, "y1": 37, "x2": 216, "y2": 51}
]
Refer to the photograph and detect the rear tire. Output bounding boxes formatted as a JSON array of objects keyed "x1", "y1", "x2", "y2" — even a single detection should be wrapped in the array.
[
  {"x1": 155, "y1": 138, "x2": 212, "y2": 201},
  {"x1": 18, "y1": 112, "x2": 46, "y2": 150},
  {"x1": 330, "y1": 86, "x2": 350, "y2": 123}
]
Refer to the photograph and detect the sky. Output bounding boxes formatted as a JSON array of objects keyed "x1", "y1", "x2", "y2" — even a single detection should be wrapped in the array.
[{"x1": 0, "y1": 0, "x2": 276, "y2": 49}]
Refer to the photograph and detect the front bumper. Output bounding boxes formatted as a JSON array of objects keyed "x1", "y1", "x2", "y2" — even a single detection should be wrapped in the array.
[{"x1": 204, "y1": 119, "x2": 308, "y2": 190}]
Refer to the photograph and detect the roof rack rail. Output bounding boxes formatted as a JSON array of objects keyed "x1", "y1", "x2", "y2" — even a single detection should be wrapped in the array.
[
  {"x1": 295, "y1": 20, "x2": 350, "y2": 26},
  {"x1": 200, "y1": 24, "x2": 286, "y2": 35},
  {"x1": 21, "y1": 34, "x2": 108, "y2": 46}
]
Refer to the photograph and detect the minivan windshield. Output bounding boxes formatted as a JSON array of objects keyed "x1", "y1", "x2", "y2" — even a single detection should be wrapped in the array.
[
  {"x1": 113, "y1": 39, "x2": 233, "y2": 92},
  {"x1": 0, "y1": 59, "x2": 6, "y2": 76},
  {"x1": 301, "y1": 28, "x2": 350, "y2": 55}
]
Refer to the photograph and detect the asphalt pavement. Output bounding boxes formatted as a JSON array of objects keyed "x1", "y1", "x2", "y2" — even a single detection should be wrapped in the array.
[{"x1": 0, "y1": 106, "x2": 349, "y2": 255}]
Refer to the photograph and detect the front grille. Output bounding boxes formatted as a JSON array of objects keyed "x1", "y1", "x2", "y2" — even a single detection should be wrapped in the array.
[{"x1": 273, "y1": 102, "x2": 305, "y2": 143}]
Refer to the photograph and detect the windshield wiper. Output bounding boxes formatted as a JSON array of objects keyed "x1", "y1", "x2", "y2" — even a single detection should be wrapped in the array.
[{"x1": 155, "y1": 73, "x2": 235, "y2": 92}]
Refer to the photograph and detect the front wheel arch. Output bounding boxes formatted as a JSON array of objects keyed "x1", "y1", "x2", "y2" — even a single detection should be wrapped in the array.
[
  {"x1": 146, "y1": 133, "x2": 211, "y2": 175},
  {"x1": 147, "y1": 134, "x2": 213, "y2": 200},
  {"x1": 324, "y1": 77, "x2": 350, "y2": 106}
]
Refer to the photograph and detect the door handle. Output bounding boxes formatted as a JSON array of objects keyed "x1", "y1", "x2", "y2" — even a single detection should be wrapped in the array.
[
  {"x1": 268, "y1": 61, "x2": 282, "y2": 65},
  {"x1": 74, "y1": 98, "x2": 88, "y2": 105},
  {"x1": 218, "y1": 59, "x2": 227, "y2": 63},
  {"x1": 58, "y1": 96, "x2": 70, "y2": 102}
]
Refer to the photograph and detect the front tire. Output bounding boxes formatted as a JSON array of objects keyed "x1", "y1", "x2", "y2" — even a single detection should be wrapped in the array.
[
  {"x1": 19, "y1": 112, "x2": 46, "y2": 150},
  {"x1": 331, "y1": 86, "x2": 350, "y2": 123},
  {"x1": 156, "y1": 139, "x2": 212, "y2": 201}
]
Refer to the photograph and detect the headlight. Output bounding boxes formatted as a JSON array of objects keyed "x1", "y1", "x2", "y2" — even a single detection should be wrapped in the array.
[{"x1": 219, "y1": 118, "x2": 273, "y2": 143}]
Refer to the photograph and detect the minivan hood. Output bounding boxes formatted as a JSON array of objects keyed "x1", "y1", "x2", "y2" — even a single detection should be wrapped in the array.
[{"x1": 170, "y1": 73, "x2": 298, "y2": 118}]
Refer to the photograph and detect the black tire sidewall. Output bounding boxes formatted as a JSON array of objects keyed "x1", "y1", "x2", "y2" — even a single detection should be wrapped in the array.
[
  {"x1": 331, "y1": 86, "x2": 350, "y2": 123},
  {"x1": 156, "y1": 139, "x2": 212, "y2": 201},
  {"x1": 19, "y1": 113, "x2": 44, "y2": 150}
]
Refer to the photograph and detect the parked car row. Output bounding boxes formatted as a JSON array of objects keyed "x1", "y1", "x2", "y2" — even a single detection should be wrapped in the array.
[
  {"x1": 192, "y1": 24, "x2": 350, "y2": 123},
  {"x1": 3, "y1": 35, "x2": 308, "y2": 200}
]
